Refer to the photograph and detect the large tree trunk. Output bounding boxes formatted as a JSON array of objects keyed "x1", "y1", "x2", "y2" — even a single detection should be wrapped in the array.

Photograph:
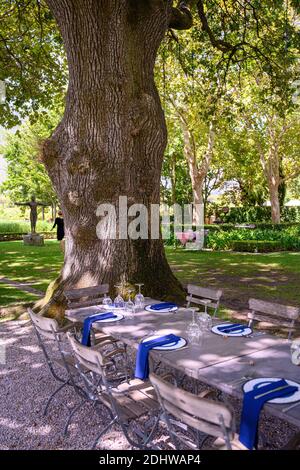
[{"x1": 40, "y1": 0, "x2": 184, "y2": 318}]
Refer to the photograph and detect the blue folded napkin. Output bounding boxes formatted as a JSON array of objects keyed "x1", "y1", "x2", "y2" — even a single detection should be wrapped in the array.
[
  {"x1": 239, "y1": 379, "x2": 298, "y2": 449},
  {"x1": 149, "y1": 302, "x2": 177, "y2": 311},
  {"x1": 81, "y1": 312, "x2": 117, "y2": 346},
  {"x1": 217, "y1": 323, "x2": 246, "y2": 334},
  {"x1": 135, "y1": 334, "x2": 180, "y2": 380}
]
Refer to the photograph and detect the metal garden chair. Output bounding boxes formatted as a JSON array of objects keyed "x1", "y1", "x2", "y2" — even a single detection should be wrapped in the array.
[
  {"x1": 28, "y1": 308, "x2": 88, "y2": 432},
  {"x1": 149, "y1": 373, "x2": 247, "y2": 450},
  {"x1": 65, "y1": 284, "x2": 121, "y2": 346},
  {"x1": 67, "y1": 332, "x2": 161, "y2": 449}
]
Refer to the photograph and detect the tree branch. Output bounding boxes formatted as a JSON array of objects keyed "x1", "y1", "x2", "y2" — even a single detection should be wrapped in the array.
[
  {"x1": 196, "y1": 0, "x2": 234, "y2": 52},
  {"x1": 169, "y1": 2, "x2": 193, "y2": 30}
]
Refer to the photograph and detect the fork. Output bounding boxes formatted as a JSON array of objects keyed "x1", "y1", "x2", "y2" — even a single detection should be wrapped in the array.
[
  {"x1": 229, "y1": 374, "x2": 256, "y2": 386},
  {"x1": 282, "y1": 401, "x2": 300, "y2": 413}
]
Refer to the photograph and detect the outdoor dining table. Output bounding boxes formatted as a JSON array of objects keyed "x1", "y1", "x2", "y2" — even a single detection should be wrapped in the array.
[{"x1": 65, "y1": 299, "x2": 300, "y2": 428}]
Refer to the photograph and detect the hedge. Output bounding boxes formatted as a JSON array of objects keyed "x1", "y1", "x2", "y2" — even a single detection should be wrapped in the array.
[
  {"x1": 221, "y1": 206, "x2": 300, "y2": 224},
  {"x1": 230, "y1": 240, "x2": 282, "y2": 253}
]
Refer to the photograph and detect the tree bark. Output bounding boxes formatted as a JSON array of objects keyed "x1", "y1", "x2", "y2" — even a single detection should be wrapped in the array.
[
  {"x1": 40, "y1": 0, "x2": 185, "y2": 318},
  {"x1": 179, "y1": 114, "x2": 216, "y2": 225},
  {"x1": 269, "y1": 183, "x2": 281, "y2": 224}
]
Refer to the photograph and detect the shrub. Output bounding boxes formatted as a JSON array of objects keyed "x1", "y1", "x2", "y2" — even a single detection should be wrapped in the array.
[
  {"x1": 205, "y1": 226, "x2": 300, "y2": 251},
  {"x1": 220, "y1": 206, "x2": 300, "y2": 224},
  {"x1": 231, "y1": 240, "x2": 282, "y2": 253}
]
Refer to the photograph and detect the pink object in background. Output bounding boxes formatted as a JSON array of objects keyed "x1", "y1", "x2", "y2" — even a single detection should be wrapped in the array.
[{"x1": 175, "y1": 230, "x2": 195, "y2": 246}]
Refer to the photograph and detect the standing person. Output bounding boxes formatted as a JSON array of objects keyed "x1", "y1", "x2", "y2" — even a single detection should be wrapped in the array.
[{"x1": 52, "y1": 211, "x2": 65, "y2": 252}]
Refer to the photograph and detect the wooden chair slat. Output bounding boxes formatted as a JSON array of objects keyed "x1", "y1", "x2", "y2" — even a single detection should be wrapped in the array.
[
  {"x1": 162, "y1": 399, "x2": 229, "y2": 439},
  {"x1": 187, "y1": 284, "x2": 223, "y2": 301},
  {"x1": 248, "y1": 312, "x2": 296, "y2": 329},
  {"x1": 150, "y1": 373, "x2": 232, "y2": 428},
  {"x1": 65, "y1": 284, "x2": 109, "y2": 301},
  {"x1": 186, "y1": 296, "x2": 217, "y2": 309},
  {"x1": 249, "y1": 298, "x2": 299, "y2": 320},
  {"x1": 67, "y1": 298, "x2": 108, "y2": 309}
]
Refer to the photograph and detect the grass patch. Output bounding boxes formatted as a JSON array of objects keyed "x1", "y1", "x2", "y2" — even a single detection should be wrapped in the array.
[{"x1": 0, "y1": 241, "x2": 299, "y2": 311}]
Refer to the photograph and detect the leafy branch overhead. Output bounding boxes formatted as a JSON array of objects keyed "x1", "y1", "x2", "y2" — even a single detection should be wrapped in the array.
[{"x1": 0, "y1": 1, "x2": 299, "y2": 127}]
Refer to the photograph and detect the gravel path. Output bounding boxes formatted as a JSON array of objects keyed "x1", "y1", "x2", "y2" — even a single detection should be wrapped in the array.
[{"x1": 0, "y1": 320, "x2": 298, "y2": 450}]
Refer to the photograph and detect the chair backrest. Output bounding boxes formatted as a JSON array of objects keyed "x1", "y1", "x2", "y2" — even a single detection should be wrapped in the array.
[
  {"x1": 186, "y1": 284, "x2": 223, "y2": 310},
  {"x1": 248, "y1": 298, "x2": 299, "y2": 334},
  {"x1": 65, "y1": 284, "x2": 109, "y2": 309},
  {"x1": 28, "y1": 308, "x2": 60, "y2": 340},
  {"x1": 67, "y1": 332, "x2": 105, "y2": 374},
  {"x1": 150, "y1": 373, "x2": 234, "y2": 440}
]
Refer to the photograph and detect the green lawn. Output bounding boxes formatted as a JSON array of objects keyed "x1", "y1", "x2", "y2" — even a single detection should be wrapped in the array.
[
  {"x1": 166, "y1": 247, "x2": 300, "y2": 310},
  {"x1": 0, "y1": 241, "x2": 300, "y2": 311},
  {"x1": 0, "y1": 240, "x2": 63, "y2": 305}
]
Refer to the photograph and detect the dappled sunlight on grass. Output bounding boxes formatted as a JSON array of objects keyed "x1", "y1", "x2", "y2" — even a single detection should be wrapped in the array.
[
  {"x1": 165, "y1": 247, "x2": 300, "y2": 309},
  {"x1": 0, "y1": 240, "x2": 63, "y2": 306},
  {"x1": 0, "y1": 241, "x2": 299, "y2": 311}
]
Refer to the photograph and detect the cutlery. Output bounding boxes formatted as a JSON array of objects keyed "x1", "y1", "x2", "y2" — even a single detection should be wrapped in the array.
[
  {"x1": 282, "y1": 401, "x2": 300, "y2": 413},
  {"x1": 229, "y1": 374, "x2": 256, "y2": 385},
  {"x1": 247, "y1": 332, "x2": 266, "y2": 338},
  {"x1": 254, "y1": 384, "x2": 291, "y2": 400}
]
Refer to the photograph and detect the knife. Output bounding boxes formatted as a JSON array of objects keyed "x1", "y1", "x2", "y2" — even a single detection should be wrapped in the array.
[{"x1": 254, "y1": 384, "x2": 291, "y2": 400}]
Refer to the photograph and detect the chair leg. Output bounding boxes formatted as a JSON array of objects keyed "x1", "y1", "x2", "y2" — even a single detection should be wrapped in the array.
[
  {"x1": 143, "y1": 414, "x2": 161, "y2": 446},
  {"x1": 43, "y1": 381, "x2": 69, "y2": 417},
  {"x1": 92, "y1": 417, "x2": 118, "y2": 449},
  {"x1": 63, "y1": 399, "x2": 87, "y2": 436}
]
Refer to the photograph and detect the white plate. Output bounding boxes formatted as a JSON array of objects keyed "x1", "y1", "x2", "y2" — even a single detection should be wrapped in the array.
[
  {"x1": 145, "y1": 304, "x2": 178, "y2": 313},
  {"x1": 142, "y1": 334, "x2": 187, "y2": 351},
  {"x1": 243, "y1": 377, "x2": 300, "y2": 404},
  {"x1": 211, "y1": 323, "x2": 252, "y2": 337},
  {"x1": 94, "y1": 313, "x2": 124, "y2": 323}
]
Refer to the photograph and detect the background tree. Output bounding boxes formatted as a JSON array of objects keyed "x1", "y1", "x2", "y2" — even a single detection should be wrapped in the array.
[{"x1": 1, "y1": 106, "x2": 62, "y2": 218}]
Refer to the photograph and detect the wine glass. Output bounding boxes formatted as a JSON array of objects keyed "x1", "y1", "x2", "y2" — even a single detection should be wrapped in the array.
[
  {"x1": 197, "y1": 310, "x2": 213, "y2": 332},
  {"x1": 102, "y1": 292, "x2": 113, "y2": 309},
  {"x1": 186, "y1": 308, "x2": 202, "y2": 345},
  {"x1": 114, "y1": 284, "x2": 125, "y2": 309},
  {"x1": 134, "y1": 283, "x2": 145, "y2": 310},
  {"x1": 125, "y1": 289, "x2": 135, "y2": 318}
]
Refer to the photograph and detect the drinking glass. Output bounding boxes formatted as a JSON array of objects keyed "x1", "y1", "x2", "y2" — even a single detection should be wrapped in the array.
[
  {"x1": 291, "y1": 339, "x2": 300, "y2": 365},
  {"x1": 134, "y1": 283, "x2": 145, "y2": 310},
  {"x1": 186, "y1": 308, "x2": 202, "y2": 345},
  {"x1": 125, "y1": 289, "x2": 135, "y2": 318},
  {"x1": 102, "y1": 293, "x2": 113, "y2": 309},
  {"x1": 114, "y1": 284, "x2": 125, "y2": 309},
  {"x1": 197, "y1": 311, "x2": 213, "y2": 332}
]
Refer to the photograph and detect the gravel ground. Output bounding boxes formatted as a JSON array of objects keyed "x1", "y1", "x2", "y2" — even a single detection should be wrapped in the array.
[{"x1": 0, "y1": 320, "x2": 298, "y2": 450}]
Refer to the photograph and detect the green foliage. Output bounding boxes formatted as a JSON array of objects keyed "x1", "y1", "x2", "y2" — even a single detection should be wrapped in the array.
[
  {"x1": 1, "y1": 106, "x2": 62, "y2": 203},
  {"x1": 0, "y1": 219, "x2": 52, "y2": 233},
  {"x1": 0, "y1": 1, "x2": 67, "y2": 127},
  {"x1": 206, "y1": 225, "x2": 300, "y2": 251},
  {"x1": 221, "y1": 206, "x2": 300, "y2": 223},
  {"x1": 231, "y1": 240, "x2": 282, "y2": 253}
]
